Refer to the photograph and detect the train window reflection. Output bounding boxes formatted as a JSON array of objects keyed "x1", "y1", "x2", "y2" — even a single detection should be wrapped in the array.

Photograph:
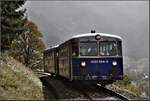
[
  {"x1": 80, "y1": 42, "x2": 98, "y2": 56},
  {"x1": 99, "y1": 41, "x2": 117, "y2": 56}
]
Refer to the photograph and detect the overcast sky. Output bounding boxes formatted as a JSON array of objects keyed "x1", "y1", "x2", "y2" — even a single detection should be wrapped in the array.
[{"x1": 24, "y1": 1, "x2": 149, "y2": 59}]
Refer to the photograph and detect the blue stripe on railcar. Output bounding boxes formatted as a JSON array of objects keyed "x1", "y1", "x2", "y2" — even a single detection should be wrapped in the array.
[{"x1": 72, "y1": 57, "x2": 123, "y2": 80}]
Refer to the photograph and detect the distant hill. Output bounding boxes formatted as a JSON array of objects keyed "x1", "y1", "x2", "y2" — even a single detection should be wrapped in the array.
[{"x1": 0, "y1": 53, "x2": 44, "y2": 100}]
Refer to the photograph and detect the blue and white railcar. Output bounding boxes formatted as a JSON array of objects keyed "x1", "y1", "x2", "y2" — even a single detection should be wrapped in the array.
[
  {"x1": 44, "y1": 31, "x2": 123, "y2": 85},
  {"x1": 71, "y1": 32, "x2": 123, "y2": 84}
]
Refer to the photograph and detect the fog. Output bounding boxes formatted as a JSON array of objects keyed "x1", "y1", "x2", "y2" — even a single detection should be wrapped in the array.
[{"x1": 24, "y1": 1, "x2": 149, "y2": 59}]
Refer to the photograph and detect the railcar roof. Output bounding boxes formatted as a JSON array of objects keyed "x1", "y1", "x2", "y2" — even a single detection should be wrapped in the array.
[
  {"x1": 44, "y1": 44, "x2": 59, "y2": 51},
  {"x1": 44, "y1": 33, "x2": 122, "y2": 51},
  {"x1": 71, "y1": 33, "x2": 122, "y2": 39}
]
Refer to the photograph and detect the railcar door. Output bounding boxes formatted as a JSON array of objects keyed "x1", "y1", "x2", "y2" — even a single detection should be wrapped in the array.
[{"x1": 58, "y1": 43, "x2": 70, "y2": 79}]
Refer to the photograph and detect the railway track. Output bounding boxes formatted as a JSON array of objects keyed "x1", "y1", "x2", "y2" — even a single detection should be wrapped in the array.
[
  {"x1": 97, "y1": 84, "x2": 130, "y2": 100},
  {"x1": 40, "y1": 75, "x2": 130, "y2": 100}
]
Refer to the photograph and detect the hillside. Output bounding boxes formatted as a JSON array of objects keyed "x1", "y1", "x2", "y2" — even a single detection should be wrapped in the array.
[{"x1": 0, "y1": 53, "x2": 44, "y2": 100}]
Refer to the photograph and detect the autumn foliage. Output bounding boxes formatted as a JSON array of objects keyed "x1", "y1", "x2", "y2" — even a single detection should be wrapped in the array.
[{"x1": 10, "y1": 20, "x2": 45, "y2": 70}]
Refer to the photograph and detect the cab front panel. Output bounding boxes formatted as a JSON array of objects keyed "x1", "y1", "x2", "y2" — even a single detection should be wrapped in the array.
[{"x1": 72, "y1": 57, "x2": 123, "y2": 80}]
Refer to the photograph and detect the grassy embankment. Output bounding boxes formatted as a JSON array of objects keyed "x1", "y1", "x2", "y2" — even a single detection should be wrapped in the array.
[
  {"x1": 111, "y1": 75, "x2": 148, "y2": 99},
  {"x1": 0, "y1": 53, "x2": 44, "y2": 100}
]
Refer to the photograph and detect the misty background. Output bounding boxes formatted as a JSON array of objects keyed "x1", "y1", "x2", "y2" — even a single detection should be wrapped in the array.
[{"x1": 24, "y1": 1, "x2": 149, "y2": 60}]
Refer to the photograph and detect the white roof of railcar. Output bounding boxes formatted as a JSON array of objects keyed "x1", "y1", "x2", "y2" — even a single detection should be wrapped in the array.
[
  {"x1": 44, "y1": 44, "x2": 59, "y2": 51},
  {"x1": 71, "y1": 33, "x2": 122, "y2": 39}
]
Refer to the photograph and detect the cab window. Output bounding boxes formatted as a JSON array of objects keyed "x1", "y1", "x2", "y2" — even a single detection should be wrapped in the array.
[
  {"x1": 80, "y1": 41, "x2": 98, "y2": 56},
  {"x1": 99, "y1": 41, "x2": 122, "y2": 56}
]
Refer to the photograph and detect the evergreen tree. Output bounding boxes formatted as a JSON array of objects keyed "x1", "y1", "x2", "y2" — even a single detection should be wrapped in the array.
[
  {"x1": 1, "y1": 1, "x2": 26, "y2": 51},
  {"x1": 11, "y1": 20, "x2": 45, "y2": 70}
]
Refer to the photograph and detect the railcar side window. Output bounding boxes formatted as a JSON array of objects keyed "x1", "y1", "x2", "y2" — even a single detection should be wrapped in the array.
[{"x1": 80, "y1": 42, "x2": 98, "y2": 56}]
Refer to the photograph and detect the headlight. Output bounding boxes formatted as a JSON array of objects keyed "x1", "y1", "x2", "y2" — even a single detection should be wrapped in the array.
[
  {"x1": 112, "y1": 61, "x2": 117, "y2": 66},
  {"x1": 81, "y1": 61, "x2": 86, "y2": 67}
]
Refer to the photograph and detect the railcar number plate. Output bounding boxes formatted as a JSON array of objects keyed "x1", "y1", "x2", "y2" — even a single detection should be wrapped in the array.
[{"x1": 91, "y1": 60, "x2": 109, "y2": 64}]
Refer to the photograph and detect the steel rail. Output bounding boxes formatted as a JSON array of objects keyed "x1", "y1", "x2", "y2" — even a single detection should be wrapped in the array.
[{"x1": 97, "y1": 84, "x2": 130, "y2": 100}]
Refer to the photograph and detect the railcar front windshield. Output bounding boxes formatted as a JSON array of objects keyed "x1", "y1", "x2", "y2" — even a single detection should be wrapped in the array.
[
  {"x1": 100, "y1": 41, "x2": 116, "y2": 56},
  {"x1": 99, "y1": 41, "x2": 122, "y2": 56},
  {"x1": 80, "y1": 42, "x2": 98, "y2": 56},
  {"x1": 79, "y1": 41, "x2": 122, "y2": 56}
]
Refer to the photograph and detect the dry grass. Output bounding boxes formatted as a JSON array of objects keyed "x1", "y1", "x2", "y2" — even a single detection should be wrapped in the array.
[
  {"x1": 0, "y1": 53, "x2": 44, "y2": 100},
  {"x1": 113, "y1": 80, "x2": 140, "y2": 97}
]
